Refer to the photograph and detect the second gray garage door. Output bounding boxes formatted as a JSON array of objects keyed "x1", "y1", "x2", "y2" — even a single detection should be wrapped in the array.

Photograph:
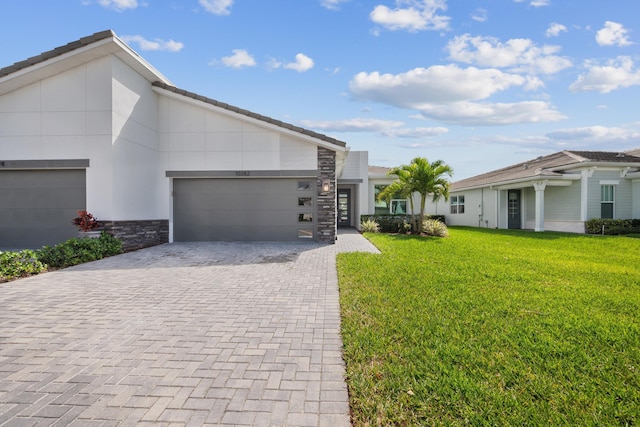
[{"x1": 173, "y1": 178, "x2": 316, "y2": 242}]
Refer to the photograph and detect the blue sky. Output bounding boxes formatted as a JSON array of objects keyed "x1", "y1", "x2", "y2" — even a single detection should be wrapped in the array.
[{"x1": 1, "y1": 0, "x2": 639, "y2": 179}]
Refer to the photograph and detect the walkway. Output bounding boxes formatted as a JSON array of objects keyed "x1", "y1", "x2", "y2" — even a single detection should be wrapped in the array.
[{"x1": 0, "y1": 230, "x2": 379, "y2": 426}]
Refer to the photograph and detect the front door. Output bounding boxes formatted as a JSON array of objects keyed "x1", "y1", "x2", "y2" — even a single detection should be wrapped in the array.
[
  {"x1": 338, "y1": 189, "x2": 351, "y2": 227},
  {"x1": 508, "y1": 190, "x2": 521, "y2": 229}
]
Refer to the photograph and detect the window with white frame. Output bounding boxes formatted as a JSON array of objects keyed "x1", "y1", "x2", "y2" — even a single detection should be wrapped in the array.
[
  {"x1": 601, "y1": 185, "x2": 615, "y2": 219},
  {"x1": 450, "y1": 195, "x2": 465, "y2": 214}
]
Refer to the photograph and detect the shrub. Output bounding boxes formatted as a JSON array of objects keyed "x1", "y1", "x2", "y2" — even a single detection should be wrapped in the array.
[
  {"x1": 422, "y1": 218, "x2": 449, "y2": 237},
  {"x1": 361, "y1": 218, "x2": 380, "y2": 233},
  {"x1": 361, "y1": 215, "x2": 446, "y2": 233},
  {"x1": 37, "y1": 232, "x2": 122, "y2": 269},
  {"x1": 585, "y1": 218, "x2": 640, "y2": 235},
  {"x1": 0, "y1": 249, "x2": 48, "y2": 282}
]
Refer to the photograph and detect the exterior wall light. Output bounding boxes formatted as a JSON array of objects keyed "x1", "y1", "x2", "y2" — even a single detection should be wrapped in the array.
[{"x1": 321, "y1": 178, "x2": 330, "y2": 193}]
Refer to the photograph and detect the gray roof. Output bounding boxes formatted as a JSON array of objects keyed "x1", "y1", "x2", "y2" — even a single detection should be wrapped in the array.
[
  {"x1": 0, "y1": 30, "x2": 115, "y2": 78},
  {"x1": 452, "y1": 150, "x2": 640, "y2": 191},
  {"x1": 0, "y1": 30, "x2": 346, "y2": 150}
]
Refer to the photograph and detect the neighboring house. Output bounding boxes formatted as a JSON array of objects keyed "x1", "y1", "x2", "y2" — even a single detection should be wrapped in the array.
[
  {"x1": 423, "y1": 150, "x2": 640, "y2": 233},
  {"x1": 0, "y1": 30, "x2": 355, "y2": 249}
]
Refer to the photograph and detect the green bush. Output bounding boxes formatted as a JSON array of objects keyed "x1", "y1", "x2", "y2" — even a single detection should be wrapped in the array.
[
  {"x1": 0, "y1": 249, "x2": 48, "y2": 282},
  {"x1": 361, "y1": 214, "x2": 446, "y2": 233},
  {"x1": 422, "y1": 218, "x2": 449, "y2": 237},
  {"x1": 585, "y1": 218, "x2": 640, "y2": 235},
  {"x1": 37, "y1": 232, "x2": 123, "y2": 269},
  {"x1": 360, "y1": 218, "x2": 380, "y2": 233}
]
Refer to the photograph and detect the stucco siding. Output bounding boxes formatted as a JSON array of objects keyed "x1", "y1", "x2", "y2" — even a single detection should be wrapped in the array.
[
  {"x1": 159, "y1": 96, "x2": 317, "y2": 173},
  {"x1": 280, "y1": 135, "x2": 317, "y2": 170},
  {"x1": 0, "y1": 57, "x2": 113, "y2": 161},
  {"x1": 108, "y1": 55, "x2": 162, "y2": 220}
]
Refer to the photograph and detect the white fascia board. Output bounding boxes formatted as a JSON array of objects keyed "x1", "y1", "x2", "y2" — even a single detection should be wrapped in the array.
[
  {"x1": 111, "y1": 36, "x2": 173, "y2": 85},
  {"x1": 154, "y1": 86, "x2": 347, "y2": 153},
  {"x1": 553, "y1": 163, "x2": 640, "y2": 173},
  {"x1": 479, "y1": 174, "x2": 580, "y2": 191}
]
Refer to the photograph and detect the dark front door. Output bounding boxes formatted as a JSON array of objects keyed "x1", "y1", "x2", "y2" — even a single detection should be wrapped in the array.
[
  {"x1": 508, "y1": 189, "x2": 521, "y2": 229},
  {"x1": 337, "y1": 189, "x2": 351, "y2": 227}
]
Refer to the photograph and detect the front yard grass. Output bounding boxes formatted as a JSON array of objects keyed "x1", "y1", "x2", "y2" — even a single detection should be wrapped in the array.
[{"x1": 337, "y1": 227, "x2": 639, "y2": 426}]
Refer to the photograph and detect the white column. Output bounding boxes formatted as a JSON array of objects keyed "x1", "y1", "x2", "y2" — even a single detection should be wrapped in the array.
[{"x1": 533, "y1": 181, "x2": 547, "y2": 232}]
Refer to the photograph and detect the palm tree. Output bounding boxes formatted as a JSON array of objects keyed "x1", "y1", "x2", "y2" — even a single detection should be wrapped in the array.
[{"x1": 382, "y1": 157, "x2": 453, "y2": 233}]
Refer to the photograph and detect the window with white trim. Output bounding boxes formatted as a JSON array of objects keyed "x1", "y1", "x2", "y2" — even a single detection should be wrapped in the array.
[
  {"x1": 450, "y1": 195, "x2": 465, "y2": 214},
  {"x1": 601, "y1": 185, "x2": 614, "y2": 219}
]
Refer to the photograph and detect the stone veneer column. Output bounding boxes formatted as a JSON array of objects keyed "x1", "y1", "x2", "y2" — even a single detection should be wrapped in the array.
[{"x1": 317, "y1": 147, "x2": 336, "y2": 243}]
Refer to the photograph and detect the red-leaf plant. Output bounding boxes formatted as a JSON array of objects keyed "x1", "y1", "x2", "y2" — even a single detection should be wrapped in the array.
[{"x1": 72, "y1": 210, "x2": 100, "y2": 232}]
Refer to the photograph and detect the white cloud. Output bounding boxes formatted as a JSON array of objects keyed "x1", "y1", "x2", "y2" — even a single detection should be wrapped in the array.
[
  {"x1": 546, "y1": 22, "x2": 567, "y2": 38},
  {"x1": 300, "y1": 118, "x2": 448, "y2": 139},
  {"x1": 300, "y1": 118, "x2": 404, "y2": 132},
  {"x1": 417, "y1": 100, "x2": 565, "y2": 125},
  {"x1": 350, "y1": 65, "x2": 529, "y2": 106},
  {"x1": 596, "y1": 21, "x2": 632, "y2": 46},
  {"x1": 471, "y1": 8, "x2": 487, "y2": 23},
  {"x1": 370, "y1": 0, "x2": 450, "y2": 32},
  {"x1": 120, "y1": 35, "x2": 184, "y2": 52},
  {"x1": 349, "y1": 65, "x2": 565, "y2": 125},
  {"x1": 284, "y1": 53, "x2": 315, "y2": 72},
  {"x1": 546, "y1": 126, "x2": 640, "y2": 142},
  {"x1": 513, "y1": 0, "x2": 549, "y2": 6},
  {"x1": 530, "y1": 0, "x2": 549, "y2": 6},
  {"x1": 569, "y1": 56, "x2": 640, "y2": 93},
  {"x1": 382, "y1": 126, "x2": 449, "y2": 138},
  {"x1": 220, "y1": 49, "x2": 256, "y2": 68},
  {"x1": 97, "y1": 0, "x2": 138, "y2": 11},
  {"x1": 321, "y1": 0, "x2": 349, "y2": 10},
  {"x1": 199, "y1": 0, "x2": 233, "y2": 15},
  {"x1": 446, "y1": 34, "x2": 572, "y2": 75}
]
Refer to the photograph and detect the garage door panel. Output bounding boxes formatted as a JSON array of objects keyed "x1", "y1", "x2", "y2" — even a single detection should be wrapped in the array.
[
  {"x1": 0, "y1": 188, "x2": 85, "y2": 208},
  {"x1": 174, "y1": 178, "x2": 315, "y2": 242}
]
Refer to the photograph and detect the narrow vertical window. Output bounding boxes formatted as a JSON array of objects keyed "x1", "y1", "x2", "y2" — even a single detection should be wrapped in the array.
[{"x1": 601, "y1": 185, "x2": 614, "y2": 219}]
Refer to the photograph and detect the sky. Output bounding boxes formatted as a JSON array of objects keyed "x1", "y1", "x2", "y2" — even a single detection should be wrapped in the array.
[{"x1": 1, "y1": 0, "x2": 639, "y2": 180}]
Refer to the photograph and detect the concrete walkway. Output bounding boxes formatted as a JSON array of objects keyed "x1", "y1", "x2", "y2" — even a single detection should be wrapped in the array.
[{"x1": 0, "y1": 230, "x2": 379, "y2": 426}]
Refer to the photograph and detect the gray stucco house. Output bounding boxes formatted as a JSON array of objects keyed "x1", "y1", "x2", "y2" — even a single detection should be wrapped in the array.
[{"x1": 424, "y1": 150, "x2": 640, "y2": 233}]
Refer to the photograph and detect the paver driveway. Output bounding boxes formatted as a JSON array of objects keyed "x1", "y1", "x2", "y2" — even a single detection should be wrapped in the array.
[{"x1": 0, "y1": 234, "x2": 378, "y2": 426}]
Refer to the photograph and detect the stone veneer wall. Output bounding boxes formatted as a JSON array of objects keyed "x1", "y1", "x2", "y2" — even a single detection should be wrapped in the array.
[
  {"x1": 102, "y1": 220, "x2": 169, "y2": 252},
  {"x1": 317, "y1": 147, "x2": 336, "y2": 243}
]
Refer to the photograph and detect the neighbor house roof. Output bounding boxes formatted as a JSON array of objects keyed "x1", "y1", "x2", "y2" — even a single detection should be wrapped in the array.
[
  {"x1": 0, "y1": 30, "x2": 347, "y2": 149},
  {"x1": 452, "y1": 150, "x2": 640, "y2": 191}
]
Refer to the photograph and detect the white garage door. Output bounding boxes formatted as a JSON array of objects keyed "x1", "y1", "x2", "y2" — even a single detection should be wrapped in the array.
[
  {"x1": 0, "y1": 169, "x2": 86, "y2": 249},
  {"x1": 173, "y1": 178, "x2": 316, "y2": 241}
]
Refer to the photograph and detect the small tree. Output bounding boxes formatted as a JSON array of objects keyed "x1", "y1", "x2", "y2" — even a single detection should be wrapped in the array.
[{"x1": 382, "y1": 157, "x2": 453, "y2": 233}]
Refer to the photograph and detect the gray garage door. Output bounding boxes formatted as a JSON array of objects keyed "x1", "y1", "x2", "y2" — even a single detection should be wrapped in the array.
[
  {"x1": 173, "y1": 178, "x2": 316, "y2": 242},
  {"x1": 0, "y1": 170, "x2": 86, "y2": 249}
]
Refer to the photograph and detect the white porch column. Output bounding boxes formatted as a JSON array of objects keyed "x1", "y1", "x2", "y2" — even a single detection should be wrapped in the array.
[{"x1": 533, "y1": 181, "x2": 547, "y2": 232}]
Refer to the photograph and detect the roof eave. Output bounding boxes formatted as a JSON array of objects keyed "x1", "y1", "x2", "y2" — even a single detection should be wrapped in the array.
[{"x1": 452, "y1": 173, "x2": 580, "y2": 192}]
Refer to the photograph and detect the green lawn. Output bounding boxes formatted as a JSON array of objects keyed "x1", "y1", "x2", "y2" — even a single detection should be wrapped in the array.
[{"x1": 337, "y1": 227, "x2": 640, "y2": 426}]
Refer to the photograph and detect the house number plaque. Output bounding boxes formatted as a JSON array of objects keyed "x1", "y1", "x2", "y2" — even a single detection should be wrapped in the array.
[{"x1": 235, "y1": 171, "x2": 250, "y2": 176}]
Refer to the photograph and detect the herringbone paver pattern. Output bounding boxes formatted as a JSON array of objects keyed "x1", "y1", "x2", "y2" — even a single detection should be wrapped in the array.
[{"x1": 0, "y1": 237, "x2": 365, "y2": 426}]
